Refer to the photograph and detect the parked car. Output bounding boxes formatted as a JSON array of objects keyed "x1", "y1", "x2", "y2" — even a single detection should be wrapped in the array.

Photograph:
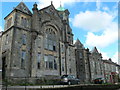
[
  {"x1": 93, "y1": 78, "x2": 103, "y2": 84},
  {"x1": 60, "y1": 75, "x2": 80, "y2": 85}
]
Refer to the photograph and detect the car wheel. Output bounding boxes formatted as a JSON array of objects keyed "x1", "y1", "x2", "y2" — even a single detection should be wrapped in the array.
[{"x1": 68, "y1": 81, "x2": 71, "y2": 85}]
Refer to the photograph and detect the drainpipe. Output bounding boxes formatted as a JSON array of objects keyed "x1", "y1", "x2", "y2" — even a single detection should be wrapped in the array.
[
  {"x1": 64, "y1": 40, "x2": 68, "y2": 75},
  {"x1": 59, "y1": 39, "x2": 61, "y2": 76}
]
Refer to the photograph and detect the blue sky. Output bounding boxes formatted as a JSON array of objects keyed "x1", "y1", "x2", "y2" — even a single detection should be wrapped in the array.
[{"x1": 0, "y1": 0, "x2": 119, "y2": 64}]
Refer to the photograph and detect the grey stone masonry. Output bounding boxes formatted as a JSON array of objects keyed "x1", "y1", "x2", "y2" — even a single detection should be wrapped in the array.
[{"x1": 0, "y1": 2, "x2": 119, "y2": 84}]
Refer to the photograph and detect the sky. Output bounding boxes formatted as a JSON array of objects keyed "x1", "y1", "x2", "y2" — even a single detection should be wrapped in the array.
[{"x1": 0, "y1": 0, "x2": 119, "y2": 64}]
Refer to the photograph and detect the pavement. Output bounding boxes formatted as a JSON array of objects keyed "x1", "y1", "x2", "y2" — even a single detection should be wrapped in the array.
[
  {"x1": 1, "y1": 85, "x2": 78, "y2": 90},
  {"x1": 1, "y1": 84, "x2": 120, "y2": 90}
]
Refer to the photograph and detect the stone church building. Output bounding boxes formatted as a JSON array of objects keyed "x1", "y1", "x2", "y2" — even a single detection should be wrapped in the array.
[
  {"x1": 0, "y1": 2, "x2": 77, "y2": 81},
  {"x1": 0, "y1": 2, "x2": 119, "y2": 84}
]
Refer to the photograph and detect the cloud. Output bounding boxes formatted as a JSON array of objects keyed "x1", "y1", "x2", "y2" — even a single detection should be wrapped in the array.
[
  {"x1": 102, "y1": 7, "x2": 109, "y2": 11},
  {"x1": 73, "y1": 40, "x2": 76, "y2": 44},
  {"x1": 95, "y1": 49, "x2": 118, "y2": 64},
  {"x1": 91, "y1": 48, "x2": 109, "y2": 60},
  {"x1": 0, "y1": 26, "x2": 3, "y2": 32},
  {"x1": 119, "y1": 52, "x2": 120, "y2": 65},
  {"x1": 112, "y1": 52, "x2": 119, "y2": 64},
  {"x1": 85, "y1": 22, "x2": 118, "y2": 48},
  {"x1": 0, "y1": 26, "x2": 3, "y2": 36},
  {"x1": 101, "y1": 51, "x2": 109, "y2": 60},
  {"x1": 102, "y1": 51, "x2": 119, "y2": 64},
  {"x1": 72, "y1": 4, "x2": 118, "y2": 48},
  {"x1": 37, "y1": 0, "x2": 118, "y2": 9},
  {"x1": 96, "y1": 0, "x2": 101, "y2": 10},
  {"x1": 69, "y1": 18, "x2": 73, "y2": 23},
  {"x1": 72, "y1": 11, "x2": 114, "y2": 32},
  {"x1": 37, "y1": 0, "x2": 80, "y2": 9},
  {"x1": 1, "y1": 0, "x2": 119, "y2": 2}
]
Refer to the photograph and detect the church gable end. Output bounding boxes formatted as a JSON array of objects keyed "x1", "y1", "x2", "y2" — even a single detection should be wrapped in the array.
[
  {"x1": 39, "y1": 4, "x2": 62, "y2": 21},
  {"x1": 15, "y1": 2, "x2": 32, "y2": 16}
]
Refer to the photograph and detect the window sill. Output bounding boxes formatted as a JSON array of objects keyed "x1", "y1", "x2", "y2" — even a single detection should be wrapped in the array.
[
  {"x1": 44, "y1": 48, "x2": 57, "y2": 52},
  {"x1": 45, "y1": 68, "x2": 58, "y2": 70}
]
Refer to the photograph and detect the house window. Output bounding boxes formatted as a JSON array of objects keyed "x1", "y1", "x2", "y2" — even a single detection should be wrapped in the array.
[
  {"x1": 54, "y1": 58, "x2": 57, "y2": 70},
  {"x1": 68, "y1": 48, "x2": 70, "y2": 56},
  {"x1": 69, "y1": 68, "x2": 72, "y2": 74},
  {"x1": 62, "y1": 65, "x2": 64, "y2": 71},
  {"x1": 44, "y1": 55, "x2": 48, "y2": 69},
  {"x1": 21, "y1": 17, "x2": 23, "y2": 26},
  {"x1": 44, "y1": 38, "x2": 48, "y2": 49},
  {"x1": 62, "y1": 59, "x2": 64, "y2": 71},
  {"x1": 21, "y1": 17, "x2": 27, "y2": 27},
  {"x1": 79, "y1": 53, "x2": 82, "y2": 58},
  {"x1": 37, "y1": 53, "x2": 41, "y2": 69},
  {"x1": 68, "y1": 36, "x2": 70, "y2": 43},
  {"x1": 53, "y1": 41, "x2": 56, "y2": 51},
  {"x1": 49, "y1": 55, "x2": 54, "y2": 69},
  {"x1": 37, "y1": 37, "x2": 41, "y2": 47},
  {"x1": 21, "y1": 51, "x2": 26, "y2": 69},
  {"x1": 7, "y1": 17, "x2": 12, "y2": 28},
  {"x1": 44, "y1": 55, "x2": 57, "y2": 70},
  {"x1": 61, "y1": 45, "x2": 63, "y2": 52},
  {"x1": 48, "y1": 40, "x2": 53, "y2": 50},
  {"x1": 60, "y1": 14, "x2": 63, "y2": 19},
  {"x1": 24, "y1": 18, "x2": 27, "y2": 27},
  {"x1": 53, "y1": 46, "x2": 56, "y2": 51},
  {"x1": 95, "y1": 62, "x2": 97, "y2": 74},
  {"x1": 49, "y1": 61, "x2": 53, "y2": 69},
  {"x1": 5, "y1": 34, "x2": 8, "y2": 45},
  {"x1": 22, "y1": 34, "x2": 26, "y2": 45}
]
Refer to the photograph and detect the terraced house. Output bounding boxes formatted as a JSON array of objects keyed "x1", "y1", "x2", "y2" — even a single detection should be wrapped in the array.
[
  {"x1": 103, "y1": 59, "x2": 119, "y2": 83},
  {"x1": 0, "y1": 2, "x2": 119, "y2": 84}
]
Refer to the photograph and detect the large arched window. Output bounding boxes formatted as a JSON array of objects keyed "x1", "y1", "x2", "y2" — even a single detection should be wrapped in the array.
[
  {"x1": 44, "y1": 26, "x2": 58, "y2": 70},
  {"x1": 44, "y1": 27, "x2": 57, "y2": 51}
]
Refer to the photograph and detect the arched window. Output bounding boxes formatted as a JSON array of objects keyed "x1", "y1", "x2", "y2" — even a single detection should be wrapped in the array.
[
  {"x1": 44, "y1": 26, "x2": 58, "y2": 70},
  {"x1": 44, "y1": 27, "x2": 57, "y2": 51}
]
